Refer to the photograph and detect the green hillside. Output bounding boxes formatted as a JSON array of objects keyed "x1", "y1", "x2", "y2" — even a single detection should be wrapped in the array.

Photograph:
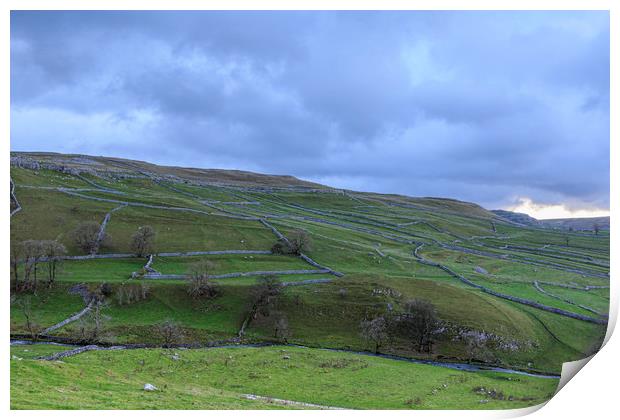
[{"x1": 10, "y1": 152, "x2": 609, "y2": 409}]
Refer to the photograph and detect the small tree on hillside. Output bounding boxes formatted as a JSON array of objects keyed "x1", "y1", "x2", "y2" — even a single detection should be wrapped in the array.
[
  {"x1": 186, "y1": 259, "x2": 219, "y2": 299},
  {"x1": 20, "y1": 240, "x2": 45, "y2": 292},
  {"x1": 250, "y1": 275, "x2": 282, "y2": 318},
  {"x1": 360, "y1": 315, "x2": 389, "y2": 354},
  {"x1": 274, "y1": 315, "x2": 291, "y2": 342},
  {"x1": 401, "y1": 299, "x2": 439, "y2": 353},
  {"x1": 272, "y1": 230, "x2": 312, "y2": 255},
  {"x1": 41, "y1": 240, "x2": 67, "y2": 287},
  {"x1": 131, "y1": 225, "x2": 156, "y2": 257},
  {"x1": 289, "y1": 229, "x2": 312, "y2": 255},
  {"x1": 10, "y1": 242, "x2": 24, "y2": 290},
  {"x1": 72, "y1": 221, "x2": 102, "y2": 254},
  {"x1": 15, "y1": 295, "x2": 39, "y2": 340},
  {"x1": 156, "y1": 319, "x2": 184, "y2": 347},
  {"x1": 593, "y1": 223, "x2": 600, "y2": 235}
]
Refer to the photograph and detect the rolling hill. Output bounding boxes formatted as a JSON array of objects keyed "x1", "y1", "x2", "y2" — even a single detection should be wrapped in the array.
[{"x1": 10, "y1": 151, "x2": 609, "y2": 410}]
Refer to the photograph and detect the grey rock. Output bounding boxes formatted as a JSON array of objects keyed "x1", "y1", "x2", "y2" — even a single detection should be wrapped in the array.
[{"x1": 474, "y1": 266, "x2": 488, "y2": 275}]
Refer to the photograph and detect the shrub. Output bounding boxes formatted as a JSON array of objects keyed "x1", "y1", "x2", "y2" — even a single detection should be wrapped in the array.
[
  {"x1": 186, "y1": 260, "x2": 219, "y2": 299},
  {"x1": 72, "y1": 221, "x2": 103, "y2": 254},
  {"x1": 131, "y1": 225, "x2": 156, "y2": 257}
]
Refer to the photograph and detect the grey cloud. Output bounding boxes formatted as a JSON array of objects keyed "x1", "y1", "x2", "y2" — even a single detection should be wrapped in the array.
[{"x1": 10, "y1": 10, "x2": 609, "y2": 211}]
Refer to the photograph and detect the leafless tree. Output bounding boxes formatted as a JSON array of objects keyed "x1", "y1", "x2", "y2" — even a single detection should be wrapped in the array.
[
  {"x1": 155, "y1": 319, "x2": 184, "y2": 347},
  {"x1": 400, "y1": 299, "x2": 439, "y2": 353},
  {"x1": 271, "y1": 230, "x2": 312, "y2": 255},
  {"x1": 288, "y1": 229, "x2": 312, "y2": 255},
  {"x1": 130, "y1": 225, "x2": 156, "y2": 257},
  {"x1": 593, "y1": 223, "x2": 600, "y2": 235},
  {"x1": 250, "y1": 275, "x2": 282, "y2": 318},
  {"x1": 10, "y1": 242, "x2": 24, "y2": 291},
  {"x1": 20, "y1": 240, "x2": 46, "y2": 292},
  {"x1": 15, "y1": 295, "x2": 39, "y2": 341},
  {"x1": 186, "y1": 259, "x2": 219, "y2": 298},
  {"x1": 71, "y1": 221, "x2": 102, "y2": 254},
  {"x1": 78, "y1": 299, "x2": 110, "y2": 341},
  {"x1": 274, "y1": 315, "x2": 291, "y2": 342},
  {"x1": 40, "y1": 240, "x2": 67, "y2": 287},
  {"x1": 360, "y1": 316, "x2": 389, "y2": 353}
]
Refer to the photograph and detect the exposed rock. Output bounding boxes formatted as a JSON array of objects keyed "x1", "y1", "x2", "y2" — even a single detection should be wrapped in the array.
[
  {"x1": 143, "y1": 383, "x2": 158, "y2": 391},
  {"x1": 474, "y1": 266, "x2": 488, "y2": 275}
]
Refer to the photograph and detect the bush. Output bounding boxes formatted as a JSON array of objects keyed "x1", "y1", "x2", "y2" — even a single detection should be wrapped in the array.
[
  {"x1": 155, "y1": 319, "x2": 184, "y2": 347},
  {"x1": 186, "y1": 260, "x2": 219, "y2": 299},
  {"x1": 71, "y1": 221, "x2": 103, "y2": 254},
  {"x1": 400, "y1": 299, "x2": 440, "y2": 353},
  {"x1": 131, "y1": 226, "x2": 156, "y2": 257}
]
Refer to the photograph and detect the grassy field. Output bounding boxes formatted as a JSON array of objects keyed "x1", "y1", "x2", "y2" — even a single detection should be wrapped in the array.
[
  {"x1": 104, "y1": 206, "x2": 274, "y2": 253},
  {"x1": 9, "y1": 155, "x2": 609, "y2": 409},
  {"x1": 10, "y1": 345, "x2": 559, "y2": 410}
]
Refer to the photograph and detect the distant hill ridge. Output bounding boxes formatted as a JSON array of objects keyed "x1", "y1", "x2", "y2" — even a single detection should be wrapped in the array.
[
  {"x1": 492, "y1": 209, "x2": 609, "y2": 232},
  {"x1": 10, "y1": 151, "x2": 328, "y2": 190},
  {"x1": 13, "y1": 151, "x2": 606, "y2": 230}
]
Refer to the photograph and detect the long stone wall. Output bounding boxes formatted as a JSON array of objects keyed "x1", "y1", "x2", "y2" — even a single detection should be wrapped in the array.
[
  {"x1": 413, "y1": 245, "x2": 606, "y2": 325},
  {"x1": 280, "y1": 278, "x2": 334, "y2": 287},
  {"x1": 440, "y1": 243, "x2": 608, "y2": 279},
  {"x1": 142, "y1": 269, "x2": 331, "y2": 280},
  {"x1": 299, "y1": 253, "x2": 344, "y2": 277},
  {"x1": 92, "y1": 204, "x2": 127, "y2": 254},
  {"x1": 58, "y1": 188, "x2": 260, "y2": 221},
  {"x1": 40, "y1": 300, "x2": 94, "y2": 335},
  {"x1": 532, "y1": 281, "x2": 602, "y2": 316},
  {"x1": 10, "y1": 178, "x2": 22, "y2": 217},
  {"x1": 35, "y1": 250, "x2": 273, "y2": 263}
]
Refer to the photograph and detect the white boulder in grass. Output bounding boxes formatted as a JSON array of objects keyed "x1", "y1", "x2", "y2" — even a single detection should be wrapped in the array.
[
  {"x1": 143, "y1": 383, "x2": 158, "y2": 391},
  {"x1": 474, "y1": 266, "x2": 488, "y2": 275}
]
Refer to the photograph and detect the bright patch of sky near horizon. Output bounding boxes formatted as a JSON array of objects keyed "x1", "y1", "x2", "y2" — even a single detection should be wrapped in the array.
[
  {"x1": 10, "y1": 11, "x2": 609, "y2": 216},
  {"x1": 508, "y1": 197, "x2": 610, "y2": 220}
]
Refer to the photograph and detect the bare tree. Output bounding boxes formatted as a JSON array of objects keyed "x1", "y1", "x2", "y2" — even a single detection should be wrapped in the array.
[
  {"x1": 593, "y1": 223, "x2": 600, "y2": 235},
  {"x1": 20, "y1": 240, "x2": 45, "y2": 292},
  {"x1": 71, "y1": 221, "x2": 102, "y2": 254},
  {"x1": 15, "y1": 295, "x2": 39, "y2": 340},
  {"x1": 360, "y1": 316, "x2": 389, "y2": 353},
  {"x1": 10, "y1": 242, "x2": 24, "y2": 291},
  {"x1": 274, "y1": 315, "x2": 291, "y2": 342},
  {"x1": 186, "y1": 259, "x2": 219, "y2": 298},
  {"x1": 272, "y1": 230, "x2": 312, "y2": 255},
  {"x1": 155, "y1": 319, "x2": 184, "y2": 347},
  {"x1": 40, "y1": 240, "x2": 67, "y2": 287},
  {"x1": 250, "y1": 275, "x2": 282, "y2": 319},
  {"x1": 288, "y1": 229, "x2": 312, "y2": 255},
  {"x1": 400, "y1": 299, "x2": 439, "y2": 353},
  {"x1": 78, "y1": 298, "x2": 110, "y2": 341},
  {"x1": 131, "y1": 225, "x2": 156, "y2": 257}
]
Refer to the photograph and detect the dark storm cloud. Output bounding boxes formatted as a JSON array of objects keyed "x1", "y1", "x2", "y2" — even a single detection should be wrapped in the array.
[{"x1": 10, "y1": 10, "x2": 610, "y2": 211}]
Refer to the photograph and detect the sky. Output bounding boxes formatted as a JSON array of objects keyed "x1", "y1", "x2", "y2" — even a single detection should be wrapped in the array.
[{"x1": 10, "y1": 11, "x2": 610, "y2": 219}]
